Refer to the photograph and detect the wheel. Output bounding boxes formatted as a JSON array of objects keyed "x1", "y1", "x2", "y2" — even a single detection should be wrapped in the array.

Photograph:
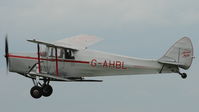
[
  {"x1": 181, "y1": 73, "x2": 187, "y2": 79},
  {"x1": 30, "y1": 86, "x2": 42, "y2": 99},
  {"x1": 42, "y1": 85, "x2": 53, "y2": 97}
]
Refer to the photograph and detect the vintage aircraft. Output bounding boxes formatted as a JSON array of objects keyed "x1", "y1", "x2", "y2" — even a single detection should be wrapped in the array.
[{"x1": 4, "y1": 35, "x2": 194, "y2": 99}]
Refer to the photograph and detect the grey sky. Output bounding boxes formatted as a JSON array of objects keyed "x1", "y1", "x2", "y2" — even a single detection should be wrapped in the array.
[{"x1": 0, "y1": 0, "x2": 199, "y2": 112}]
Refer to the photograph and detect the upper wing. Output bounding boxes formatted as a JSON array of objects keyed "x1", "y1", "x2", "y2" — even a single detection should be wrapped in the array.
[
  {"x1": 28, "y1": 35, "x2": 103, "y2": 50},
  {"x1": 54, "y1": 35, "x2": 103, "y2": 50},
  {"x1": 27, "y1": 39, "x2": 77, "y2": 51}
]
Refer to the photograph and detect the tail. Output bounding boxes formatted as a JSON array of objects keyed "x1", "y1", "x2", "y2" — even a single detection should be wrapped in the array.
[{"x1": 158, "y1": 37, "x2": 194, "y2": 70}]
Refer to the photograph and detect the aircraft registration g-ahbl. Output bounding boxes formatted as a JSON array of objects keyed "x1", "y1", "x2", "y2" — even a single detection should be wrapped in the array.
[{"x1": 4, "y1": 35, "x2": 194, "y2": 99}]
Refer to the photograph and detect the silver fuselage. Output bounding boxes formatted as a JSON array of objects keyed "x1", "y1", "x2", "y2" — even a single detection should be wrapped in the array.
[{"x1": 8, "y1": 49, "x2": 177, "y2": 79}]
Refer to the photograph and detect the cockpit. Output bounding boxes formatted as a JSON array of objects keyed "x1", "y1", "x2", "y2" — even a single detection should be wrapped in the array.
[
  {"x1": 49, "y1": 47, "x2": 75, "y2": 59},
  {"x1": 40, "y1": 46, "x2": 75, "y2": 59}
]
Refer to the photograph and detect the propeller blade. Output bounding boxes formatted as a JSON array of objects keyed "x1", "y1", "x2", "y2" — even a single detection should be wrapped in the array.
[{"x1": 5, "y1": 35, "x2": 9, "y2": 73}]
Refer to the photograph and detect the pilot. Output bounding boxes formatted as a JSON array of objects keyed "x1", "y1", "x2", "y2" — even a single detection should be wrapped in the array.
[{"x1": 65, "y1": 49, "x2": 75, "y2": 59}]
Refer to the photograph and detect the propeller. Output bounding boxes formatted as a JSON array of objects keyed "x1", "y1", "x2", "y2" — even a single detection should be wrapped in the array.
[{"x1": 5, "y1": 35, "x2": 9, "y2": 73}]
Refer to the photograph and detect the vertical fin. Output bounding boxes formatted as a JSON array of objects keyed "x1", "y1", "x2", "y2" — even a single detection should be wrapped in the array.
[{"x1": 158, "y1": 37, "x2": 194, "y2": 70}]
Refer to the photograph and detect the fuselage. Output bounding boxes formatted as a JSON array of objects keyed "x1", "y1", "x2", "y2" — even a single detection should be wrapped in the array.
[
  {"x1": 8, "y1": 49, "x2": 175, "y2": 78},
  {"x1": 4, "y1": 36, "x2": 192, "y2": 99}
]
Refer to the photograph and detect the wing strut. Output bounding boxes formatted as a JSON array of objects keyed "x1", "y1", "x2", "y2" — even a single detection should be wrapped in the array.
[
  {"x1": 55, "y1": 47, "x2": 59, "y2": 76},
  {"x1": 37, "y1": 43, "x2": 41, "y2": 73}
]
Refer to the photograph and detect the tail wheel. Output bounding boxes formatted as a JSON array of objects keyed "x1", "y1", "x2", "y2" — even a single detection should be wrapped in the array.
[
  {"x1": 181, "y1": 73, "x2": 187, "y2": 79},
  {"x1": 30, "y1": 86, "x2": 42, "y2": 99},
  {"x1": 42, "y1": 85, "x2": 53, "y2": 97}
]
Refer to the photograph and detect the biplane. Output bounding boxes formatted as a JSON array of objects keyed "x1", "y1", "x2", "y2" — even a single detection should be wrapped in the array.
[{"x1": 4, "y1": 35, "x2": 194, "y2": 99}]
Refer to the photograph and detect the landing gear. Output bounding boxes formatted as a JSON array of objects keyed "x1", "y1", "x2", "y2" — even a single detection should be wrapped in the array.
[
  {"x1": 42, "y1": 84, "x2": 53, "y2": 97},
  {"x1": 179, "y1": 73, "x2": 187, "y2": 79},
  {"x1": 30, "y1": 86, "x2": 43, "y2": 99},
  {"x1": 30, "y1": 78, "x2": 53, "y2": 99}
]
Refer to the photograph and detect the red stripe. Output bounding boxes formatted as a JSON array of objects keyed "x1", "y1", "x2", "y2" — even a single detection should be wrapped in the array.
[
  {"x1": 8, "y1": 54, "x2": 90, "y2": 64},
  {"x1": 62, "y1": 60, "x2": 89, "y2": 64}
]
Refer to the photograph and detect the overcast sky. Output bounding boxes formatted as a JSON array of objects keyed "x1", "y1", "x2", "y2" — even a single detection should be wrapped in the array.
[{"x1": 0, "y1": 0, "x2": 199, "y2": 112}]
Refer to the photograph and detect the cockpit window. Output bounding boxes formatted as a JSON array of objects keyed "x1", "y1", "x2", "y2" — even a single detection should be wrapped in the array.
[
  {"x1": 39, "y1": 45, "x2": 47, "y2": 57},
  {"x1": 47, "y1": 47, "x2": 75, "y2": 59},
  {"x1": 48, "y1": 47, "x2": 55, "y2": 57},
  {"x1": 58, "y1": 48, "x2": 64, "y2": 58}
]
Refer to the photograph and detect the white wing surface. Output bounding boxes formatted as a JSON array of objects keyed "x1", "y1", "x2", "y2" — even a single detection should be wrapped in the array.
[{"x1": 54, "y1": 35, "x2": 103, "y2": 50}]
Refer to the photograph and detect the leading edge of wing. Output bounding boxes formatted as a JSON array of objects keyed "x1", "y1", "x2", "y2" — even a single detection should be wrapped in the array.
[
  {"x1": 27, "y1": 35, "x2": 103, "y2": 50},
  {"x1": 27, "y1": 39, "x2": 78, "y2": 51}
]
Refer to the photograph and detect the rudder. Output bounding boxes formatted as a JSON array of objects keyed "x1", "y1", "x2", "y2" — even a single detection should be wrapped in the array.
[{"x1": 158, "y1": 37, "x2": 194, "y2": 70}]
